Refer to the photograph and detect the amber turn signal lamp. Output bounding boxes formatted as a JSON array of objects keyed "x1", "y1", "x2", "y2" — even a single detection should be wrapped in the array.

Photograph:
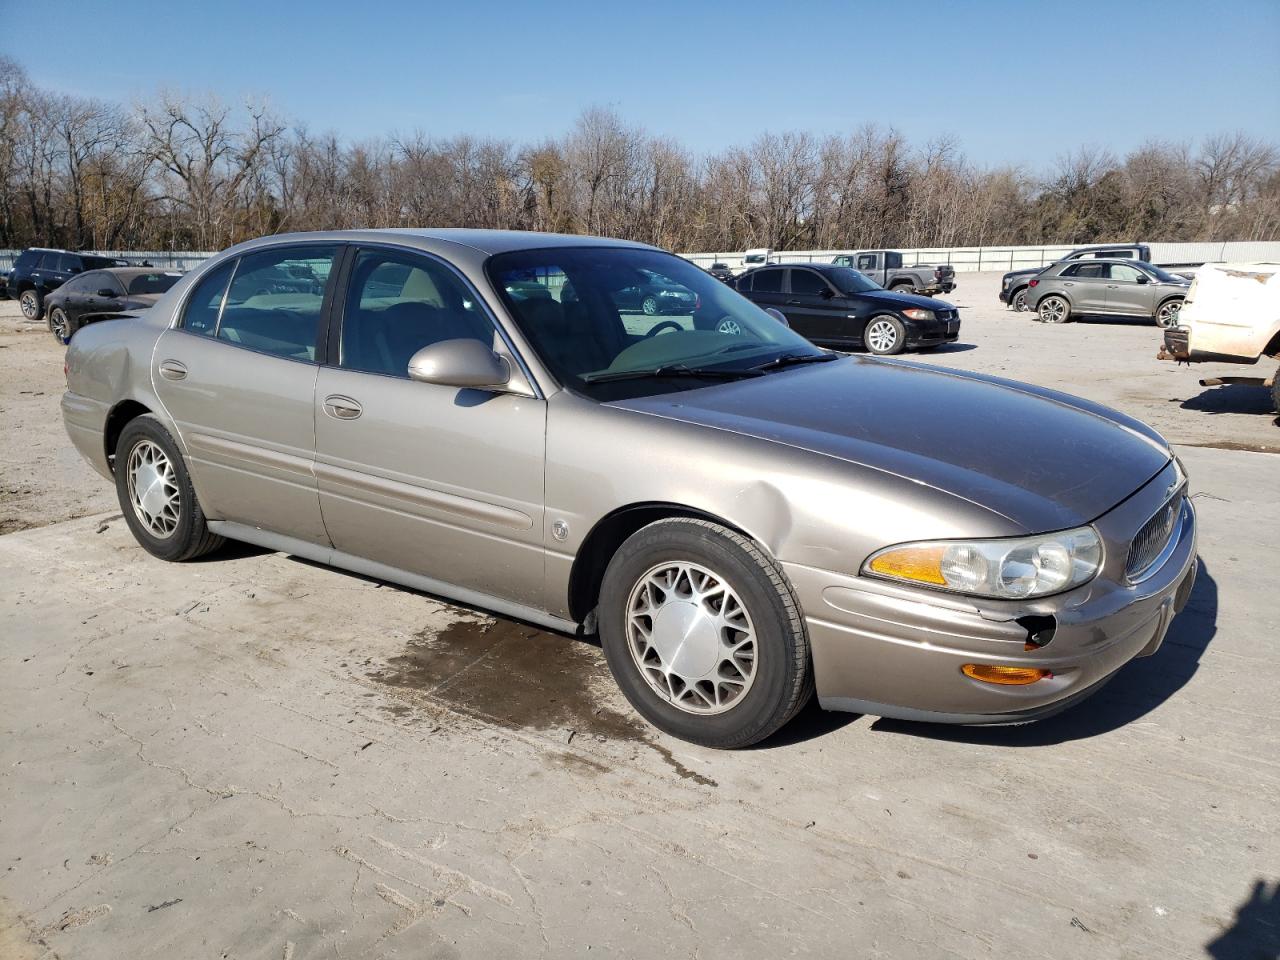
[
  {"x1": 961, "y1": 664, "x2": 1052, "y2": 686},
  {"x1": 867, "y1": 545, "x2": 946, "y2": 585}
]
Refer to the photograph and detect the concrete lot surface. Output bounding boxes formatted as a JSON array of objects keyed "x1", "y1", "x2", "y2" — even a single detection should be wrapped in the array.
[{"x1": 2, "y1": 275, "x2": 1279, "y2": 959}]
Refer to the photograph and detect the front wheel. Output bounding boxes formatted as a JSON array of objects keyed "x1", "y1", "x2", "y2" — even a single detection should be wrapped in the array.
[
  {"x1": 865, "y1": 315, "x2": 906, "y2": 355},
  {"x1": 598, "y1": 518, "x2": 812, "y2": 749},
  {"x1": 1155, "y1": 299, "x2": 1183, "y2": 329},
  {"x1": 1038, "y1": 295, "x2": 1070, "y2": 324},
  {"x1": 114, "y1": 415, "x2": 224, "y2": 562},
  {"x1": 1012, "y1": 289, "x2": 1029, "y2": 312},
  {"x1": 641, "y1": 295, "x2": 660, "y2": 316},
  {"x1": 19, "y1": 289, "x2": 42, "y2": 321}
]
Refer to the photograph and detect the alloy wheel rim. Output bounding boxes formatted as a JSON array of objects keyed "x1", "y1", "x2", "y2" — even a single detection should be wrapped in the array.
[
  {"x1": 867, "y1": 319, "x2": 898, "y2": 352},
  {"x1": 1014, "y1": 291, "x2": 1027, "y2": 311},
  {"x1": 20, "y1": 292, "x2": 37, "y2": 318},
  {"x1": 1041, "y1": 299, "x2": 1065, "y2": 322},
  {"x1": 1158, "y1": 302, "x2": 1180, "y2": 327},
  {"x1": 127, "y1": 439, "x2": 181, "y2": 539},
  {"x1": 642, "y1": 297, "x2": 658, "y2": 316},
  {"x1": 625, "y1": 561, "x2": 757, "y2": 715},
  {"x1": 717, "y1": 318, "x2": 742, "y2": 335},
  {"x1": 50, "y1": 310, "x2": 67, "y2": 340}
]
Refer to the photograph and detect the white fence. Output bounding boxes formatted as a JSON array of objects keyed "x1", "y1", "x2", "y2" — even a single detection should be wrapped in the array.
[
  {"x1": 0, "y1": 249, "x2": 215, "y2": 273},
  {"x1": 5, "y1": 241, "x2": 1280, "y2": 277},
  {"x1": 680, "y1": 241, "x2": 1280, "y2": 274}
]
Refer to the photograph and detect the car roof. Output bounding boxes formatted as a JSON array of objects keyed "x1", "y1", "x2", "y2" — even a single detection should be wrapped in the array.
[{"x1": 229, "y1": 228, "x2": 657, "y2": 258}]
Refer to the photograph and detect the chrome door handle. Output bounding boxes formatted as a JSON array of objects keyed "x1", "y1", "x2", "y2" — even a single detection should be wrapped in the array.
[
  {"x1": 158, "y1": 360, "x2": 187, "y2": 381},
  {"x1": 323, "y1": 395, "x2": 362, "y2": 420}
]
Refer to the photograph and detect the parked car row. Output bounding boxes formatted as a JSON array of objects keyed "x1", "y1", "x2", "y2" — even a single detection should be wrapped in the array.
[
  {"x1": 4, "y1": 248, "x2": 132, "y2": 321},
  {"x1": 60, "y1": 227, "x2": 1197, "y2": 749}
]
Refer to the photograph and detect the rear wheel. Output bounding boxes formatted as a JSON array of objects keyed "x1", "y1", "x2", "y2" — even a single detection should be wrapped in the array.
[
  {"x1": 641, "y1": 295, "x2": 660, "y2": 316},
  {"x1": 1155, "y1": 299, "x2": 1183, "y2": 329},
  {"x1": 19, "y1": 289, "x2": 41, "y2": 321},
  {"x1": 1038, "y1": 295, "x2": 1070, "y2": 324},
  {"x1": 114, "y1": 415, "x2": 224, "y2": 562},
  {"x1": 598, "y1": 518, "x2": 812, "y2": 748},
  {"x1": 47, "y1": 307, "x2": 71, "y2": 344},
  {"x1": 865, "y1": 315, "x2": 906, "y2": 355},
  {"x1": 889, "y1": 281, "x2": 914, "y2": 294}
]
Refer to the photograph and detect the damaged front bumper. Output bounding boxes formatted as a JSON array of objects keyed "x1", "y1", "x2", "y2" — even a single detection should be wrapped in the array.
[{"x1": 785, "y1": 461, "x2": 1198, "y2": 724}]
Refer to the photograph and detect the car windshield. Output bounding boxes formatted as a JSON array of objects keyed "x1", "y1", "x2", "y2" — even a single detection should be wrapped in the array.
[
  {"x1": 488, "y1": 247, "x2": 825, "y2": 397},
  {"x1": 827, "y1": 266, "x2": 883, "y2": 293},
  {"x1": 127, "y1": 272, "x2": 182, "y2": 295}
]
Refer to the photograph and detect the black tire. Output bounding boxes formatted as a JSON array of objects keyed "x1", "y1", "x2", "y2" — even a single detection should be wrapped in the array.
[
  {"x1": 1038, "y1": 295, "x2": 1071, "y2": 324},
  {"x1": 641, "y1": 295, "x2": 660, "y2": 316},
  {"x1": 1272, "y1": 372, "x2": 1280, "y2": 417},
  {"x1": 47, "y1": 307, "x2": 71, "y2": 344},
  {"x1": 1154, "y1": 298, "x2": 1183, "y2": 329},
  {"x1": 864, "y1": 314, "x2": 907, "y2": 355},
  {"x1": 19, "y1": 288, "x2": 42, "y2": 321},
  {"x1": 1012, "y1": 288, "x2": 1029, "y2": 312},
  {"x1": 598, "y1": 518, "x2": 812, "y2": 749},
  {"x1": 114, "y1": 415, "x2": 224, "y2": 562},
  {"x1": 889, "y1": 281, "x2": 914, "y2": 294}
]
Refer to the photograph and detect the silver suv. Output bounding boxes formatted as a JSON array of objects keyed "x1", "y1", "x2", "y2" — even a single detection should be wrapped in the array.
[{"x1": 1026, "y1": 259, "x2": 1190, "y2": 328}]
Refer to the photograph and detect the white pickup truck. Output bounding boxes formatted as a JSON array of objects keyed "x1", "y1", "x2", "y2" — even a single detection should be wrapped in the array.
[{"x1": 1158, "y1": 261, "x2": 1280, "y2": 415}]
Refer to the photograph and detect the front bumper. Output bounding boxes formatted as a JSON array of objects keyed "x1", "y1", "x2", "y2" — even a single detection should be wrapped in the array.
[
  {"x1": 785, "y1": 461, "x2": 1197, "y2": 724},
  {"x1": 906, "y1": 317, "x2": 961, "y2": 347}
]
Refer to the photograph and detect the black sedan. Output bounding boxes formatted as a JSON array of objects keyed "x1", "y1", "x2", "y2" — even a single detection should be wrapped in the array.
[
  {"x1": 614, "y1": 268, "x2": 699, "y2": 315},
  {"x1": 734, "y1": 263, "x2": 960, "y2": 355},
  {"x1": 45, "y1": 268, "x2": 183, "y2": 344}
]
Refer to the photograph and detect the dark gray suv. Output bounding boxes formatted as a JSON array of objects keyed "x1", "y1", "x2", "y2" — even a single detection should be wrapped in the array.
[{"x1": 1025, "y1": 259, "x2": 1190, "y2": 328}]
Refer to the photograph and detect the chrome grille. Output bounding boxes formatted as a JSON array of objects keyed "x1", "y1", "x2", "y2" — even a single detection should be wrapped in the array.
[{"x1": 1125, "y1": 494, "x2": 1183, "y2": 581}]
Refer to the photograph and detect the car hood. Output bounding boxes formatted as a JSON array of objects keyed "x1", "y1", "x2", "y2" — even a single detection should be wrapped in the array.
[
  {"x1": 850, "y1": 289, "x2": 954, "y2": 311},
  {"x1": 1003, "y1": 267, "x2": 1043, "y2": 282},
  {"x1": 609, "y1": 357, "x2": 1170, "y2": 532}
]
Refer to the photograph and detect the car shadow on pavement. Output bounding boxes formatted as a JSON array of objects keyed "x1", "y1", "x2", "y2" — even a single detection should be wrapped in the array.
[
  {"x1": 869, "y1": 560, "x2": 1219, "y2": 747},
  {"x1": 1205, "y1": 878, "x2": 1280, "y2": 960},
  {"x1": 1176, "y1": 384, "x2": 1277, "y2": 416},
  {"x1": 920, "y1": 343, "x2": 977, "y2": 355}
]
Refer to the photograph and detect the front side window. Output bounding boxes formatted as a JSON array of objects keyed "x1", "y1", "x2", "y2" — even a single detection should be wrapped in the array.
[
  {"x1": 340, "y1": 249, "x2": 494, "y2": 377},
  {"x1": 1108, "y1": 263, "x2": 1145, "y2": 283},
  {"x1": 827, "y1": 266, "x2": 883, "y2": 293},
  {"x1": 216, "y1": 245, "x2": 339, "y2": 360},
  {"x1": 181, "y1": 260, "x2": 236, "y2": 336},
  {"x1": 94, "y1": 275, "x2": 125, "y2": 296},
  {"x1": 856, "y1": 254, "x2": 876, "y2": 271},
  {"x1": 789, "y1": 270, "x2": 829, "y2": 296},
  {"x1": 488, "y1": 247, "x2": 823, "y2": 397}
]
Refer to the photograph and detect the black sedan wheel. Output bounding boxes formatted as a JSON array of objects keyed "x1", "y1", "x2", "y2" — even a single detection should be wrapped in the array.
[
  {"x1": 19, "y1": 289, "x2": 41, "y2": 320},
  {"x1": 47, "y1": 307, "x2": 71, "y2": 344},
  {"x1": 641, "y1": 295, "x2": 660, "y2": 316},
  {"x1": 865, "y1": 315, "x2": 906, "y2": 355}
]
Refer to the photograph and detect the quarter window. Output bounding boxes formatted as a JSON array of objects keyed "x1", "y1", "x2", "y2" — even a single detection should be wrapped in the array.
[
  {"x1": 181, "y1": 260, "x2": 236, "y2": 337},
  {"x1": 340, "y1": 249, "x2": 493, "y2": 378},
  {"x1": 216, "y1": 245, "x2": 339, "y2": 361},
  {"x1": 752, "y1": 269, "x2": 783, "y2": 293},
  {"x1": 789, "y1": 270, "x2": 829, "y2": 296}
]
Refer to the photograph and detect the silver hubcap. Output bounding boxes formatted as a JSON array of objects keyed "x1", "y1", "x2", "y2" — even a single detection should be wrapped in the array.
[
  {"x1": 127, "y1": 440, "x2": 180, "y2": 538},
  {"x1": 626, "y1": 561, "x2": 757, "y2": 715},
  {"x1": 1158, "y1": 302, "x2": 1180, "y2": 327},
  {"x1": 867, "y1": 319, "x2": 898, "y2": 352},
  {"x1": 20, "y1": 292, "x2": 37, "y2": 317},
  {"x1": 1041, "y1": 298, "x2": 1066, "y2": 323},
  {"x1": 642, "y1": 297, "x2": 658, "y2": 315}
]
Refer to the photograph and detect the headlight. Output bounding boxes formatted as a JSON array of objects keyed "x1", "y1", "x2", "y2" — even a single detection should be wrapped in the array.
[
  {"x1": 863, "y1": 526, "x2": 1102, "y2": 599},
  {"x1": 902, "y1": 308, "x2": 934, "y2": 321}
]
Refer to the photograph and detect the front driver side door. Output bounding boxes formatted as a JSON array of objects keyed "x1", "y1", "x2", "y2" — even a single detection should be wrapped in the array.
[
  {"x1": 313, "y1": 246, "x2": 548, "y2": 607},
  {"x1": 784, "y1": 268, "x2": 844, "y2": 343},
  {"x1": 1104, "y1": 262, "x2": 1156, "y2": 317}
]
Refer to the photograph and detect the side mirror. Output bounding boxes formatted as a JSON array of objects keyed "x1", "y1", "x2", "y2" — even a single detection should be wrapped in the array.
[
  {"x1": 97, "y1": 288, "x2": 117, "y2": 298},
  {"x1": 763, "y1": 307, "x2": 790, "y2": 328},
  {"x1": 407, "y1": 338, "x2": 511, "y2": 389},
  {"x1": 1135, "y1": 274, "x2": 1150, "y2": 284}
]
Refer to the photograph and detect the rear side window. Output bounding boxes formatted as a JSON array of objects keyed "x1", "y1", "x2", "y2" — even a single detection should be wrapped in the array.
[
  {"x1": 789, "y1": 270, "x2": 828, "y2": 295},
  {"x1": 15, "y1": 251, "x2": 37, "y2": 268},
  {"x1": 55, "y1": 254, "x2": 81, "y2": 273},
  {"x1": 1063, "y1": 263, "x2": 1107, "y2": 279},
  {"x1": 61, "y1": 274, "x2": 96, "y2": 294},
  {"x1": 752, "y1": 269, "x2": 783, "y2": 293},
  {"x1": 217, "y1": 246, "x2": 339, "y2": 361},
  {"x1": 128, "y1": 272, "x2": 182, "y2": 295},
  {"x1": 181, "y1": 260, "x2": 236, "y2": 336}
]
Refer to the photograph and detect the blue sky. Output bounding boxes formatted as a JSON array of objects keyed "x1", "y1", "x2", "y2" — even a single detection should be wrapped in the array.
[{"x1": 5, "y1": 0, "x2": 1278, "y2": 169}]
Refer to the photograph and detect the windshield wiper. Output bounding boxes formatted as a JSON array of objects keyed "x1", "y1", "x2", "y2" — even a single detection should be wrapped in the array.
[
  {"x1": 584, "y1": 363, "x2": 764, "y2": 384},
  {"x1": 751, "y1": 351, "x2": 838, "y2": 372}
]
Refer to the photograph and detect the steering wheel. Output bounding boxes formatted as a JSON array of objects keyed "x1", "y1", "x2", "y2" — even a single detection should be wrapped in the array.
[{"x1": 643, "y1": 320, "x2": 684, "y2": 338}]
